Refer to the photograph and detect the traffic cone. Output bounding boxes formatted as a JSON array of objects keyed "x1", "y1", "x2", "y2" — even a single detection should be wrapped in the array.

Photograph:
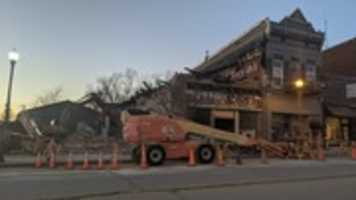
[
  {"x1": 110, "y1": 143, "x2": 120, "y2": 170},
  {"x1": 81, "y1": 152, "x2": 90, "y2": 170},
  {"x1": 216, "y1": 145, "x2": 225, "y2": 167},
  {"x1": 352, "y1": 142, "x2": 356, "y2": 160},
  {"x1": 65, "y1": 152, "x2": 74, "y2": 170},
  {"x1": 140, "y1": 143, "x2": 149, "y2": 169},
  {"x1": 352, "y1": 148, "x2": 356, "y2": 160},
  {"x1": 111, "y1": 151, "x2": 120, "y2": 170},
  {"x1": 188, "y1": 145, "x2": 196, "y2": 167},
  {"x1": 48, "y1": 152, "x2": 56, "y2": 169},
  {"x1": 318, "y1": 147, "x2": 326, "y2": 161},
  {"x1": 34, "y1": 153, "x2": 43, "y2": 168},
  {"x1": 96, "y1": 152, "x2": 104, "y2": 170}
]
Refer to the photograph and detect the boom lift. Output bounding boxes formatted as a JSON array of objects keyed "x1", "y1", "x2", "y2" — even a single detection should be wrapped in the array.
[{"x1": 123, "y1": 113, "x2": 287, "y2": 166}]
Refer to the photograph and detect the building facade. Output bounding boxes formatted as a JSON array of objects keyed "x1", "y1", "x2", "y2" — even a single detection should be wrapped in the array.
[
  {"x1": 125, "y1": 9, "x2": 325, "y2": 142},
  {"x1": 321, "y1": 38, "x2": 356, "y2": 145}
]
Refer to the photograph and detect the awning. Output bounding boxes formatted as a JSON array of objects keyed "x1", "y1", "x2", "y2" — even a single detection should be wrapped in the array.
[
  {"x1": 211, "y1": 110, "x2": 235, "y2": 119},
  {"x1": 326, "y1": 104, "x2": 356, "y2": 118},
  {"x1": 267, "y1": 93, "x2": 321, "y2": 116}
]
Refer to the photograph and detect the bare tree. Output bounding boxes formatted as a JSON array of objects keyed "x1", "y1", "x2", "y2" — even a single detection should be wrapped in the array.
[
  {"x1": 32, "y1": 87, "x2": 63, "y2": 107},
  {"x1": 133, "y1": 70, "x2": 176, "y2": 114},
  {"x1": 87, "y1": 68, "x2": 139, "y2": 104}
]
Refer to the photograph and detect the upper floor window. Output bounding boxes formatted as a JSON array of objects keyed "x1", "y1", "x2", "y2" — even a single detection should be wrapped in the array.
[
  {"x1": 288, "y1": 59, "x2": 303, "y2": 81},
  {"x1": 272, "y1": 59, "x2": 284, "y2": 89},
  {"x1": 305, "y1": 62, "x2": 316, "y2": 81},
  {"x1": 346, "y1": 83, "x2": 356, "y2": 99}
]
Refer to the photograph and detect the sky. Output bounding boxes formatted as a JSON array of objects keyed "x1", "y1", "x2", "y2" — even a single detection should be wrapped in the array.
[{"x1": 0, "y1": 0, "x2": 356, "y2": 114}]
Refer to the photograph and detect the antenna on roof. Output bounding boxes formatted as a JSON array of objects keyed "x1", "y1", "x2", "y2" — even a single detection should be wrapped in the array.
[
  {"x1": 324, "y1": 19, "x2": 328, "y2": 49},
  {"x1": 204, "y1": 50, "x2": 210, "y2": 62}
]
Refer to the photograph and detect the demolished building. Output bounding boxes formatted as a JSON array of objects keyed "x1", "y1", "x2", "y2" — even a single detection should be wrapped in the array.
[
  {"x1": 17, "y1": 101, "x2": 102, "y2": 139},
  {"x1": 122, "y1": 8, "x2": 325, "y2": 142}
]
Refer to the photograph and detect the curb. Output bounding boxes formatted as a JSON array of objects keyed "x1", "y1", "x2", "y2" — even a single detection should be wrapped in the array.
[{"x1": 0, "y1": 158, "x2": 133, "y2": 168}]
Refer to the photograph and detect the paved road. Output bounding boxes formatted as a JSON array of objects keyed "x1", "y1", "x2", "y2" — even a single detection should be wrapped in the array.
[
  {"x1": 1, "y1": 159, "x2": 356, "y2": 200},
  {"x1": 87, "y1": 177, "x2": 356, "y2": 200}
]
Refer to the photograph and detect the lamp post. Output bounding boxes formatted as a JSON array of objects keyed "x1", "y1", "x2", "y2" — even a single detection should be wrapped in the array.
[
  {"x1": 294, "y1": 78, "x2": 305, "y2": 143},
  {"x1": 294, "y1": 79, "x2": 304, "y2": 89},
  {"x1": 294, "y1": 78, "x2": 304, "y2": 108},
  {"x1": 4, "y1": 49, "x2": 19, "y2": 123}
]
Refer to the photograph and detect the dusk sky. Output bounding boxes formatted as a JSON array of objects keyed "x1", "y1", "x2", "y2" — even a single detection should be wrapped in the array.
[{"x1": 1, "y1": 0, "x2": 356, "y2": 113}]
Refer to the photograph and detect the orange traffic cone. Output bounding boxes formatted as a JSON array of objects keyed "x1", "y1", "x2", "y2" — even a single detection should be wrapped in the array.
[
  {"x1": 216, "y1": 145, "x2": 225, "y2": 167},
  {"x1": 140, "y1": 143, "x2": 149, "y2": 169},
  {"x1": 352, "y1": 142, "x2": 356, "y2": 160},
  {"x1": 188, "y1": 145, "x2": 196, "y2": 167},
  {"x1": 111, "y1": 152, "x2": 120, "y2": 170},
  {"x1": 34, "y1": 153, "x2": 43, "y2": 168},
  {"x1": 48, "y1": 152, "x2": 56, "y2": 169},
  {"x1": 65, "y1": 152, "x2": 74, "y2": 170},
  {"x1": 110, "y1": 143, "x2": 120, "y2": 170},
  {"x1": 81, "y1": 152, "x2": 90, "y2": 170},
  {"x1": 318, "y1": 147, "x2": 326, "y2": 161},
  {"x1": 352, "y1": 148, "x2": 356, "y2": 160},
  {"x1": 96, "y1": 152, "x2": 104, "y2": 170}
]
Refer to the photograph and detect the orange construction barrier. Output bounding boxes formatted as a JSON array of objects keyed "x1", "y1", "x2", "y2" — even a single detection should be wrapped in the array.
[
  {"x1": 140, "y1": 143, "x2": 149, "y2": 169},
  {"x1": 188, "y1": 145, "x2": 196, "y2": 167},
  {"x1": 34, "y1": 153, "x2": 43, "y2": 168},
  {"x1": 96, "y1": 152, "x2": 105, "y2": 170},
  {"x1": 216, "y1": 145, "x2": 225, "y2": 167},
  {"x1": 81, "y1": 152, "x2": 91, "y2": 170},
  {"x1": 65, "y1": 152, "x2": 74, "y2": 170},
  {"x1": 48, "y1": 152, "x2": 56, "y2": 169}
]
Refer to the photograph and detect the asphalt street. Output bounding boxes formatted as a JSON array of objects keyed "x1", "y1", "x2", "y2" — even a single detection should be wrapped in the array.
[
  {"x1": 86, "y1": 177, "x2": 356, "y2": 200},
  {"x1": 1, "y1": 159, "x2": 356, "y2": 200}
]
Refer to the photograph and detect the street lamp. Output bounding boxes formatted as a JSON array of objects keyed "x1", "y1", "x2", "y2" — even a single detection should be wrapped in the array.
[
  {"x1": 4, "y1": 49, "x2": 20, "y2": 123},
  {"x1": 294, "y1": 79, "x2": 304, "y2": 89}
]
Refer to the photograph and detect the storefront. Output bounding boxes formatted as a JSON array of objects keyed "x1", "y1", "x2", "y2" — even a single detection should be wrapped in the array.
[
  {"x1": 189, "y1": 105, "x2": 261, "y2": 139},
  {"x1": 267, "y1": 93, "x2": 322, "y2": 142},
  {"x1": 324, "y1": 104, "x2": 356, "y2": 145},
  {"x1": 209, "y1": 109, "x2": 260, "y2": 138}
]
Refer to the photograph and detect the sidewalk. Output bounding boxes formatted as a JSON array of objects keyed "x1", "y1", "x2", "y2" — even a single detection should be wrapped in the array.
[
  {"x1": 1, "y1": 153, "x2": 355, "y2": 169},
  {"x1": 0, "y1": 153, "x2": 131, "y2": 168},
  {"x1": 2, "y1": 158, "x2": 356, "y2": 200}
]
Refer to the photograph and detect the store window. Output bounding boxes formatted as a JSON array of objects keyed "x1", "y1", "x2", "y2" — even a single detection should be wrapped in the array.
[
  {"x1": 288, "y1": 58, "x2": 302, "y2": 81},
  {"x1": 240, "y1": 111, "x2": 257, "y2": 138},
  {"x1": 271, "y1": 114, "x2": 292, "y2": 141}
]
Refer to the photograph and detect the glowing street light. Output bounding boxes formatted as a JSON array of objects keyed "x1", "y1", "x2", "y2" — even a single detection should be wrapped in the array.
[
  {"x1": 8, "y1": 50, "x2": 20, "y2": 63},
  {"x1": 4, "y1": 49, "x2": 20, "y2": 122},
  {"x1": 294, "y1": 79, "x2": 304, "y2": 89}
]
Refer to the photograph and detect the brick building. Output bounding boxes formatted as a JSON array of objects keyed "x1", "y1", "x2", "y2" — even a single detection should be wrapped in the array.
[
  {"x1": 125, "y1": 9, "x2": 325, "y2": 141},
  {"x1": 321, "y1": 37, "x2": 356, "y2": 145}
]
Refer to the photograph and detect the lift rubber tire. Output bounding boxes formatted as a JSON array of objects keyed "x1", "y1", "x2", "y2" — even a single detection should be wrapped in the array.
[
  {"x1": 147, "y1": 145, "x2": 166, "y2": 166},
  {"x1": 197, "y1": 144, "x2": 215, "y2": 164}
]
